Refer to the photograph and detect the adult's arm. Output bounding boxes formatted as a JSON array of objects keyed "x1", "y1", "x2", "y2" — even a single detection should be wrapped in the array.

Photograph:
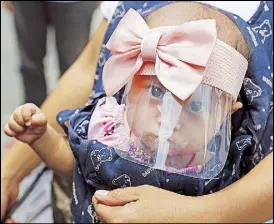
[{"x1": 209, "y1": 152, "x2": 273, "y2": 223}]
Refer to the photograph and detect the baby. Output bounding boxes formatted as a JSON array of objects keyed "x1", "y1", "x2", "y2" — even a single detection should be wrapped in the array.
[
  {"x1": 87, "y1": 7, "x2": 248, "y2": 178},
  {"x1": 4, "y1": 2, "x2": 253, "y2": 223}
]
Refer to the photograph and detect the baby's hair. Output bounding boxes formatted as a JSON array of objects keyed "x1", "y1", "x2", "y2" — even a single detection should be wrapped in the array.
[{"x1": 144, "y1": 2, "x2": 250, "y2": 60}]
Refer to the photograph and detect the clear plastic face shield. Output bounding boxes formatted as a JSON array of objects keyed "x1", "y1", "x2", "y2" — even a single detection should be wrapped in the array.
[
  {"x1": 115, "y1": 75, "x2": 233, "y2": 179},
  {"x1": 101, "y1": 9, "x2": 248, "y2": 179}
]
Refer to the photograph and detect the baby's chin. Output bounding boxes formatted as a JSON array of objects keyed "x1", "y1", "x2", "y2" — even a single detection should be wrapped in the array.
[
  {"x1": 165, "y1": 153, "x2": 196, "y2": 168},
  {"x1": 140, "y1": 139, "x2": 193, "y2": 156}
]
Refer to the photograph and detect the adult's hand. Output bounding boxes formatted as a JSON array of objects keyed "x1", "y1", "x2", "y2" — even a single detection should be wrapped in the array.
[{"x1": 93, "y1": 185, "x2": 205, "y2": 223}]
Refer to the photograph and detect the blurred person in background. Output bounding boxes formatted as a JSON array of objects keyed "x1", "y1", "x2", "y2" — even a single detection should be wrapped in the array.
[{"x1": 2, "y1": 1, "x2": 98, "y2": 107}]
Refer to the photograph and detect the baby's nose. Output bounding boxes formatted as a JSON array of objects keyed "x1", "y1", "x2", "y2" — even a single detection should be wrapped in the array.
[{"x1": 156, "y1": 117, "x2": 182, "y2": 131}]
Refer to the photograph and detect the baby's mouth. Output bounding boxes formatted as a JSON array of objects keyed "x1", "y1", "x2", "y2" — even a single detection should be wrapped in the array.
[
  {"x1": 137, "y1": 138, "x2": 198, "y2": 168},
  {"x1": 166, "y1": 139, "x2": 197, "y2": 168},
  {"x1": 167, "y1": 138, "x2": 188, "y2": 156}
]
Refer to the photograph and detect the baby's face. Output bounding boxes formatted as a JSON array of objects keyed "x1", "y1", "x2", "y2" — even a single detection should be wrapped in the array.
[{"x1": 126, "y1": 75, "x2": 230, "y2": 168}]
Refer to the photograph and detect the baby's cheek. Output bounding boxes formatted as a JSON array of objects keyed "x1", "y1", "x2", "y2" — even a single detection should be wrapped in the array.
[
  {"x1": 127, "y1": 87, "x2": 142, "y2": 104},
  {"x1": 178, "y1": 118, "x2": 206, "y2": 150},
  {"x1": 192, "y1": 150, "x2": 212, "y2": 166}
]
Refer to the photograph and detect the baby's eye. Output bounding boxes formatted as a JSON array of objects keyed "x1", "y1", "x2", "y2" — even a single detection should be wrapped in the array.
[
  {"x1": 148, "y1": 85, "x2": 165, "y2": 99},
  {"x1": 187, "y1": 100, "x2": 204, "y2": 113}
]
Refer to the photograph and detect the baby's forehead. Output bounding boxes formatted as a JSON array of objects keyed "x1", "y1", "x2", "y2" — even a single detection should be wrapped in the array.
[
  {"x1": 131, "y1": 75, "x2": 165, "y2": 90},
  {"x1": 133, "y1": 75, "x2": 161, "y2": 83}
]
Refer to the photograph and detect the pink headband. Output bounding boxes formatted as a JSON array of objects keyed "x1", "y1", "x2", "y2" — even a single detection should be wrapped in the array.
[{"x1": 103, "y1": 8, "x2": 248, "y2": 102}]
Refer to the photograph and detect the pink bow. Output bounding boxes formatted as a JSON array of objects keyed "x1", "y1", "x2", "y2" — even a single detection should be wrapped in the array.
[{"x1": 103, "y1": 8, "x2": 217, "y2": 100}]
